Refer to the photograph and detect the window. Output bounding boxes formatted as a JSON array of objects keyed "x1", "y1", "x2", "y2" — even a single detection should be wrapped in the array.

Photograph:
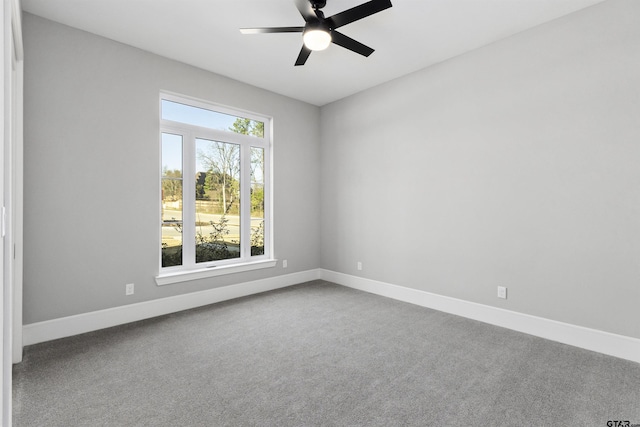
[{"x1": 158, "y1": 93, "x2": 273, "y2": 284}]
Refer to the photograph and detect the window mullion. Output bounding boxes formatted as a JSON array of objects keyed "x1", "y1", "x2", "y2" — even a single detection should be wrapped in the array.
[
  {"x1": 263, "y1": 138, "x2": 272, "y2": 259},
  {"x1": 240, "y1": 144, "x2": 251, "y2": 259},
  {"x1": 260, "y1": 120, "x2": 272, "y2": 259},
  {"x1": 182, "y1": 131, "x2": 196, "y2": 268}
]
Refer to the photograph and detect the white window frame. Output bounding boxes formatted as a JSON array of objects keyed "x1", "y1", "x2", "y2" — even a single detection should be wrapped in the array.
[{"x1": 156, "y1": 92, "x2": 275, "y2": 285}]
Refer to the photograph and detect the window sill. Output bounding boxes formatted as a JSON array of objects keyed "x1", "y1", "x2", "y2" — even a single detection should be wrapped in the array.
[{"x1": 155, "y1": 259, "x2": 278, "y2": 286}]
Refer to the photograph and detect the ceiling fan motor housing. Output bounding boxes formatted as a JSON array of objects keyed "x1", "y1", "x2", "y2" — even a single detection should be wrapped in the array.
[{"x1": 305, "y1": 20, "x2": 330, "y2": 33}]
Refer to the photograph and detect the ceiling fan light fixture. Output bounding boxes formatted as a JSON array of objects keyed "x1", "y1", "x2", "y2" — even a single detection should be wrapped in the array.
[{"x1": 303, "y1": 28, "x2": 331, "y2": 51}]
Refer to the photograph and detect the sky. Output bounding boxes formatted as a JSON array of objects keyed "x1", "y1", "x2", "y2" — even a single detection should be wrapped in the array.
[{"x1": 162, "y1": 99, "x2": 239, "y2": 131}]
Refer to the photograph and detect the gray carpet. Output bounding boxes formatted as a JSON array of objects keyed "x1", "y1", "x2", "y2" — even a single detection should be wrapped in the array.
[{"x1": 13, "y1": 280, "x2": 640, "y2": 426}]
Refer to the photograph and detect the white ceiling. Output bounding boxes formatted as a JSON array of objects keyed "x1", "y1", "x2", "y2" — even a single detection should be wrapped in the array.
[{"x1": 21, "y1": 0, "x2": 606, "y2": 106}]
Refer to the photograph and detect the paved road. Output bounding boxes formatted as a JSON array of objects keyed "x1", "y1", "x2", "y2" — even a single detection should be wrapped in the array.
[{"x1": 162, "y1": 209, "x2": 262, "y2": 244}]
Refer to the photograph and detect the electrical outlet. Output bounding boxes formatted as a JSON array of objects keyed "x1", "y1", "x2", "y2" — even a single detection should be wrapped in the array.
[
  {"x1": 497, "y1": 286, "x2": 507, "y2": 299},
  {"x1": 125, "y1": 283, "x2": 134, "y2": 296},
  {"x1": 357, "y1": 262, "x2": 362, "y2": 271},
  {"x1": 283, "y1": 259, "x2": 288, "y2": 268}
]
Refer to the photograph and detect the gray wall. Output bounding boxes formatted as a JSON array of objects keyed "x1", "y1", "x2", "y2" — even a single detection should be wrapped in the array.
[
  {"x1": 320, "y1": 0, "x2": 640, "y2": 339},
  {"x1": 24, "y1": 0, "x2": 640, "y2": 341},
  {"x1": 23, "y1": 14, "x2": 321, "y2": 324}
]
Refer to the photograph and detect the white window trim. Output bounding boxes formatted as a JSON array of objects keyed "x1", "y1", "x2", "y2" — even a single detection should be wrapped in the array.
[
  {"x1": 155, "y1": 259, "x2": 278, "y2": 286},
  {"x1": 156, "y1": 92, "x2": 275, "y2": 284}
]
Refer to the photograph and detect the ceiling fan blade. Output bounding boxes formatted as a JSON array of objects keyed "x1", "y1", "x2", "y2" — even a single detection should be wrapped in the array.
[
  {"x1": 328, "y1": 0, "x2": 392, "y2": 29},
  {"x1": 330, "y1": 31, "x2": 374, "y2": 57},
  {"x1": 240, "y1": 27, "x2": 304, "y2": 34},
  {"x1": 295, "y1": 45, "x2": 312, "y2": 66},
  {"x1": 294, "y1": 0, "x2": 317, "y2": 22}
]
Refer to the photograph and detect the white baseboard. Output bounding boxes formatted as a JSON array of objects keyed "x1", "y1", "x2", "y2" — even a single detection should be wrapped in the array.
[
  {"x1": 320, "y1": 269, "x2": 640, "y2": 364},
  {"x1": 23, "y1": 269, "x2": 322, "y2": 346},
  {"x1": 22, "y1": 268, "x2": 639, "y2": 365}
]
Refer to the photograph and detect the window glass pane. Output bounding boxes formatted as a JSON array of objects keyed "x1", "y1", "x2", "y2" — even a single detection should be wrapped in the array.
[
  {"x1": 162, "y1": 99, "x2": 264, "y2": 138},
  {"x1": 250, "y1": 147, "x2": 265, "y2": 256},
  {"x1": 162, "y1": 133, "x2": 183, "y2": 177},
  {"x1": 195, "y1": 138, "x2": 241, "y2": 262},
  {"x1": 161, "y1": 133, "x2": 183, "y2": 267}
]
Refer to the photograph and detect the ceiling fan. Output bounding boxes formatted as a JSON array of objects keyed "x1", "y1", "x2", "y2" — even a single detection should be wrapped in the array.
[{"x1": 240, "y1": 0, "x2": 393, "y2": 66}]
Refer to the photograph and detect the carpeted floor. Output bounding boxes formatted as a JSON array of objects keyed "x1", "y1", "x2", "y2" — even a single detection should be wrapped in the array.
[{"x1": 13, "y1": 280, "x2": 640, "y2": 426}]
